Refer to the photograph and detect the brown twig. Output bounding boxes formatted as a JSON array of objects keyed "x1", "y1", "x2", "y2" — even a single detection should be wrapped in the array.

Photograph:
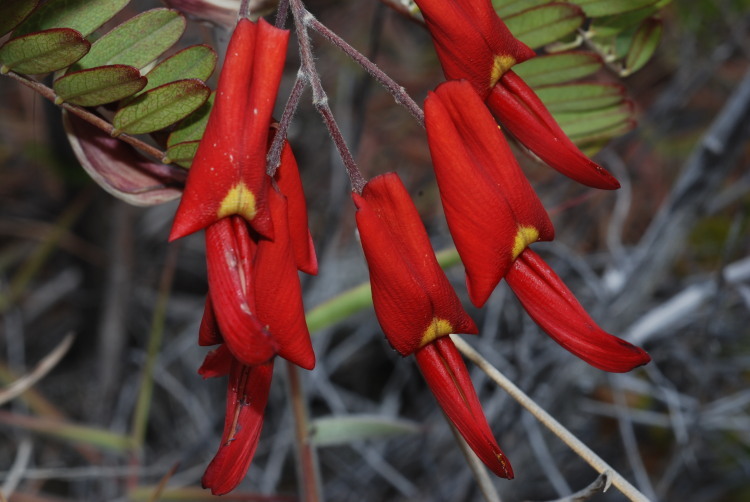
[
  {"x1": 2, "y1": 71, "x2": 173, "y2": 166},
  {"x1": 289, "y1": 0, "x2": 367, "y2": 194}
]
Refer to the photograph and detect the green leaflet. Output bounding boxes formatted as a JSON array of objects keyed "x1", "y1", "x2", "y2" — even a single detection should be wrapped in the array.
[
  {"x1": 70, "y1": 8, "x2": 185, "y2": 72},
  {"x1": 167, "y1": 92, "x2": 215, "y2": 146},
  {"x1": 623, "y1": 18, "x2": 663, "y2": 76},
  {"x1": 534, "y1": 83, "x2": 625, "y2": 113},
  {"x1": 112, "y1": 79, "x2": 210, "y2": 135},
  {"x1": 0, "y1": 0, "x2": 39, "y2": 38},
  {"x1": 0, "y1": 28, "x2": 89, "y2": 74},
  {"x1": 13, "y1": 0, "x2": 131, "y2": 38},
  {"x1": 140, "y1": 44, "x2": 216, "y2": 94},
  {"x1": 505, "y1": 3, "x2": 584, "y2": 49},
  {"x1": 575, "y1": 0, "x2": 660, "y2": 17},
  {"x1": 513, "y1": 52, "x2": 602, "y2": 87},
  {"x1": 164, "y1": 141, "x2": 200, "y2": 168},
  {"x1": 54, "y1": 65, "x2": 146, "y2": 106}
]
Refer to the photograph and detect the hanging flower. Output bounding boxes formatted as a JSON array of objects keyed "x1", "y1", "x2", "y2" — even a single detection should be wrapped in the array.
[
  {"x1": 424, "y1": 80, "x2": 649, "y2": 372},
  {"x1": 413, "y1": 0, "x2": 620, "y2": 190},
  {"x1": 353, "y1": 173, "x2": 512, "y2": 478},
  {"x1": 425, "y1": 80, "x2": 554, "y2": 308},
  {"x1": 169, "y1": 17, "x2": 290, "y2": 241},
  {"x1": 198, "y1": 345, "x2": 274, "y2": 495},
  {"x1": 506, "y1": 249, "x2": 651, "y2": 372}
]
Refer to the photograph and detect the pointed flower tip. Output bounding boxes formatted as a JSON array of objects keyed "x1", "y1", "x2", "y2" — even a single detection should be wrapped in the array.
[
  {"x1": 507, "y1": 249, "x2": 651, "y2": 373},
  {"x1": 415, "y1": 338, "x2": 513, "y2": 478},
  {"x1": 487, "y1": 74, "x2": 621, "y2": 191}
]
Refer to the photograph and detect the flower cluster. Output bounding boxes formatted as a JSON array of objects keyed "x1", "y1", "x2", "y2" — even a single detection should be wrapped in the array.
[
  {"x1": 350, "y1": 0, "x2": 651, "y2": 478},
  {"x1": 171, "y1": 0, "x2": 651, "y2": 493},
  {"x1": 169, "y1": 18, "x2": 317, "y2": 495}
]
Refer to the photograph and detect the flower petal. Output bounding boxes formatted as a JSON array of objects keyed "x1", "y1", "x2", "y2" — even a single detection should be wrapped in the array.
[
  {"x1": 198, "y1": 344, "x2": 233, "y2": 379},
  {"x1": 253, "y1": 188, "x2": 315, "y2": 370},
  {"x1": 274, "y1": 138, "x2": 318, "y2": 276},
  {"x1": 415, "y1": 0, "x2": 535, "y2": 97},
  {"x1": 205, "y1": 217, "x2": 277, "y2": 366},
  {"x1": 506, "y1": 249, "x2": 651, "y2": 372},
  {"x1": 487, "y1": 71, "x2": 620, "y2": 190},
  {"x1": 170, "y1": 18, "x2": 289, "y2": 240},
  {"x1": 353, "y1": 173, "x2": 477, "y2": 356},
  {"x1": 202, "y1": 359, "x2": 274, "y2": 495},
  {"x1": 425, "y1": 80, "x2": 554, "y2": 307},
  {"x1": 415, "y1": 337, "x2": 513, "y2": 478},
  {"x1": 198, "y1": 296, "x2": 223, "y2": 346}
]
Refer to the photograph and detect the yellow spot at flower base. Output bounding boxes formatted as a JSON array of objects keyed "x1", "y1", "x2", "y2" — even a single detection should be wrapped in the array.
[
  {"x1": 490, "y1": 54, "x2": 516, "y2": 87},
  {"x1": 218, "y1": 183, "x2": 257, "y2": 221},
  {"x1": 420, "y1": 318, "x2": 454, "y2": 347},
  {"x1": 512, "y1": 226, "x2": 539, "y2": 260}
]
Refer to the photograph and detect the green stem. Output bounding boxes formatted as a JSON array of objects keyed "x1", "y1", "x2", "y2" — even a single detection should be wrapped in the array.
[{"x1": 131, "y1": 244, "x2": 179, "y2": 451}]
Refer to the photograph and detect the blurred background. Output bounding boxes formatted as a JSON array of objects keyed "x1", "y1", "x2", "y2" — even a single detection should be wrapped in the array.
[{"x1": 1, "y1": 0, "x2": 749, "y2": 501}]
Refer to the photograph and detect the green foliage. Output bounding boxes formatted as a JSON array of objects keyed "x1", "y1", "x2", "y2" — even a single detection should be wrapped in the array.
[
  {"x1": 164, "y1": 141, "x2": 200, "y2": 168},
  {"x1": 0, "y1": 28, "x2": 90, "y2": 74},
  {"x1": 0, "y1": 0, "x2": 39, "y2": 38},
  {"x1": 53, "y1": 65, "x2": 147, "y2": 106},
  {"x1": 491, "y1": 0, "x2": 670, "y2": 152},
  {"x1": 112, "y1": 79, "x2": 210, "y2": 135},
  {"x1": 69, "y1": 8, "x2": 185, "y2": 72},
  {"x1": 168, "y1": 92, "x2": 215, "y2": 146},
  {"x1": 504, "y1": 3, "x2": 584, "y2": 49},
  {"x1": 140, "y1": 45, "x2": 216, "y2": 94},
  {"x1": 12, "y1": 0, "x2": 131, "y2": 38},
  {"x1": 514, "y1": 52, "x2": 603, "y2": 87}
]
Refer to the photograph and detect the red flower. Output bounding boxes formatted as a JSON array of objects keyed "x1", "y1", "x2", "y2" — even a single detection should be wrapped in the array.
[
  {"x1": 415, "y1": 0, "x2": 535, "y2": 99},
  {"x1": 353, "y1": 173, "x2": 512, "y2": 477},
  {"x1": 506, "y1": 249, "x2": 651, "y2": 372},
  {"x1": 415, "y1": 337, "x2": 513, "y2": 478},
  {"x1": 425, "y1": 80, "x2": 554, "y2": 308},
  {"x1": 353, "y1": 173, "x2": 477, "y2": 356},
  {"x1": 203, "y1": 187, "x2": 315, "y2": 370},
  {"x1": 198, "y1": 346, "x2": 274, "y2": 495},
  {"x1": 169, "y1": 18, "x2": 290, "y2": 241},
  {"x1": 414, "y1": 0, "x2": 620, "y2": 190}
]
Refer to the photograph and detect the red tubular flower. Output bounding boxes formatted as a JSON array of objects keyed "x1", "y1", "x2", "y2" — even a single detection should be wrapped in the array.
[
  {"x1": 205, "y1": 217, "x2": 277, "y2": 366},
  {"x1": 414, "y1": 0, "x2": 535, "y2": 99},
  {"x1": 354, "y1": 173, "x2": 511, "y2": 477},
  {"x1": 425, "y1": 80, "x2": 554, "y2": 308},
  {"x1": 252, "y1": 188, "x2": 315, "y2": 370},
  {"x1": 415, "y1": 337, "x2": 513, "y2": 478},
  {"x1": 413, "y1": 0, "x2": 620, "y2": 190},
  {"x1": 169, "y1": 18, "x2": 289, "y2": 241},
  {"x1": 353, "y1": 173, "x2": 477, "y2": 356},
  {"x1": 486, "y1": 71, "x2": 620, "y2": 190},
  {"x1": 199, "y1": 353, "x2": 275, "y2": 496},
  {"x1": 274, "y1": 138, "x2": 318, "y2": 276},
  {"x1": 506, "y1": 249, "x2": 651, "y2": 372}
]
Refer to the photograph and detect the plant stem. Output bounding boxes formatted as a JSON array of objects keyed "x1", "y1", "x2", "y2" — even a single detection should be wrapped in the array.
[
  {"x1": 289, "y1": 0, "x2": 367, "y2": 194},
  {"x1": 268, "y1": 73, "x2": 307, "y2": 176},
  {"x1": 131, "y1": 244, "x2": 179, "y2": 451},
  {"x1": 306, "y1": 13, "x2": 424, "y2": 126},
  {"x1": 285, "y1": 361, "x2": 322, "y2": 502},
  {"x1": 3, "y1": 71, "x2": 169, "y2": 165},
  {"x1": 451, "y1": 335, "x2": 651, "y2": 502}
]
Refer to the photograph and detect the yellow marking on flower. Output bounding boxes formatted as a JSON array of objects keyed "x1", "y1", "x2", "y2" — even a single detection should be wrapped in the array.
[
  {"x1": 512, "y1": 226, "x2": 539, "y2": 260},
  {"x1": 490, "y1": 54, "x2": 516, "y2": 87},
  {"x1": 217, "y1": 182, "x2": 257, "y2": 221},
  {"x1": 420, "y1": 318, "x2": 454, "y2": 347}
]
